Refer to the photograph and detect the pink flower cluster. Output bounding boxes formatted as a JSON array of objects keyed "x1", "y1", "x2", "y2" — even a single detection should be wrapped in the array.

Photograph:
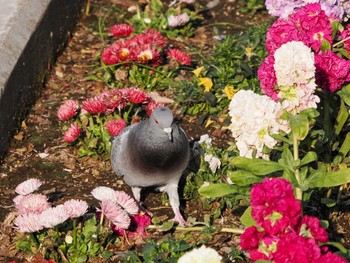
[
  {"x1": 259, "y1": 3, "x2": 350, "y2": 94},
  {"x1": 57, "y1": 87, "x2": 163, "y2": 142},
  {"x1": 101, "y1": 24, "x2": 191, "y2": 67},
  {"x1": 240, "y1": 178, "x2": 347, "y2": 262},
  {"x1": 13, "y1": 179, "x2": 88, "y2": 233},
  {"x1": 92, "y1": 186, "x2": 150, "y2": 238}
]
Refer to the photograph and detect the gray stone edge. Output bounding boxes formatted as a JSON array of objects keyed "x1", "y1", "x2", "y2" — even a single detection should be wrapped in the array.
[{"x1": 0, "y1": 0, "x2": 86, "y2": 162}]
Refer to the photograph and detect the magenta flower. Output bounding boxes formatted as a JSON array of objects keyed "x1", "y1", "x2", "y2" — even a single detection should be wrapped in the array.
[
  {"x1": 240, "y1": 226, "x2": 275, "y2": 261},
  {"x1": 167, "y1": 48, "x2": 192, "y2": 66},
  {"x1": 128, "y1": 214, "x2": 151, "y2": 239},
  {"x1": 251, "y1": 178, "x2": 295, "y2": 206},
  {"x1": 257, "y1": 54, "x2": 278, "y2": 100},
  {"x1": 15, "y1": 178, "x2": 43, "y2": 195},
  {"x1": 319, "y1": 251, "x2": 349, "y2": 263},
  {"x1": 297, "y1": 215, "x2": 329, "y2": 243},
  {"x1": 63, "y1": 122, "x2": 81, "y2": 143},
  {"x1": 110, "y1": 23, "x2": 133, "y2": 37},
  {"x1": 57, "y1": 100, "x2": 79, "y2": 121},
  {"x1": 91, "y1": 186, "x2": 118, "y2": 202},
  {"x1": 290, "y1": 3, "x2": 333, "y2": 53},
  {"x1": 14, "y1": 213, "x2": 44, "y2": 233},
  {"x1": 15, "y1": 193, "x2": 51, "y2": 215},
  {"x1": 99, "y1": 200, "x2": 131, "y2": 229},
  {"x1": 315, "y1": 50, "x2": 350, "y2": 92},
  {"x1": 342, "y1": 24, "x2": 350, "y2": 55},
  {"x1": 115, "y1": 191, "x2": 139, "y2": 215},
  {"x1": 39, "y1": 205, "x2": 69, "y2": 228},
  {"x1": 273, "y1": 232, "x2": 322, "y2": 262},
  {"x1": 106, "y1": 119, "x2": 126, "y2": 136},
  {"x1": 250, "y1": 178, "x2": 302, "y2": 234},
  {"x1": 82, "y1": 96, "x2": 107, "y2": 114},
  {"x1": 63, "y1": 199, "x2": 88, "y2": 219},
  {"x1": 265, "y1": 18, "x2": 299, "y2": 54}
]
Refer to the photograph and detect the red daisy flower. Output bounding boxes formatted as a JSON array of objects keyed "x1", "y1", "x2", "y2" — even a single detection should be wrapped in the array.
[
  {"x1": 110, "y1": 23, "x2": 133, "y2": 37},
  {"x1": 167, "y1": 48, "x2": 191, "y2": 65}
]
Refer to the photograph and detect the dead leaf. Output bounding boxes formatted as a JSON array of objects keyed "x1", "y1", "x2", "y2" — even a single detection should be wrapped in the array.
[
  {"x1": 14, "y1": 132, "x2": 24, "y2": 141},
  {"x1": 149, "y1": 92, "x2": 174, "y2": 104}
]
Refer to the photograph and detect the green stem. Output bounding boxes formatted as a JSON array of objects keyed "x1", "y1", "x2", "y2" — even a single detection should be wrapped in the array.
[
  {"x1": 72, "y1": 218, "x2": 77, "y2": 249},
  {"x1": 147, "y1": 225, "x2": 244, "y2": 234},
  {"x1": 29, "y1": 232, "x2": 40, "y2": 247},
  {"x1": 323, "y1": 93, "x2": 332, "y2": 163},
  {"x1": 293, "y1": 134, "x2": 303, "y2": 201}
]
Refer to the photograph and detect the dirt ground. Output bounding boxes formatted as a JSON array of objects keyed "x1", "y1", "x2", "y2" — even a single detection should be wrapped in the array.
[{"x1": 1, "y1": 0, "x2": 349, "y2": 261}]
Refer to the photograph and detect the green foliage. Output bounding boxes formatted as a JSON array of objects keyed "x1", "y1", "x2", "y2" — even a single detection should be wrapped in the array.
[
  {"x1": 16, "y1": 216, "x2": 116, "y2": 263},
  {"x1": 126, "y1": 238, "x2": 192, "y2": 263},
  {"x1": 129, "y1": 0, "x2": 203, "y2": 38},
  {"x1": 177, "y1": 22, "x2": 269, "y2": 120}
]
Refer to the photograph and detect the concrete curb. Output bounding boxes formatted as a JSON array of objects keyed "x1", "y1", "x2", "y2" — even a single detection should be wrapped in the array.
[{"x1": 0, "y1": 0, "x2": 85, "y2": 161}]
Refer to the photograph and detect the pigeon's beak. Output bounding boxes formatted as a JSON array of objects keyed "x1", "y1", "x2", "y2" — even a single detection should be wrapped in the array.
[{"x1": 163, "y1": 127, "x2": 173, "y2": 142}]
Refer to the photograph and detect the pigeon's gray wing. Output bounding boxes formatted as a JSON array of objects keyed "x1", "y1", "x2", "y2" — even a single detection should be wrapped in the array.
[{"x1": 110, "y1": 123, "x2": 136, "y2": 178}]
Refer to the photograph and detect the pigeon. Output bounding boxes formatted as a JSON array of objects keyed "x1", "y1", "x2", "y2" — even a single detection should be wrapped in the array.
[{"x1": 110, "y1": 106, "x2": 190, "y2": 226}]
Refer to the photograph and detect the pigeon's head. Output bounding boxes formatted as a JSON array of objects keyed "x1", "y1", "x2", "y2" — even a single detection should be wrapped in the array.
[{"x1": 150, "y1": 107, "x2": 174, "y2": 141}]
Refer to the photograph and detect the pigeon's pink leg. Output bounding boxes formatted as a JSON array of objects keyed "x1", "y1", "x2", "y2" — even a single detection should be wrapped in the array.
[
  {"x1": 131, "y1": 186, "x2": 153, "y2": 216},
  {"x1": 165, "y1": 184, "x2": 189, "y2": 226}
]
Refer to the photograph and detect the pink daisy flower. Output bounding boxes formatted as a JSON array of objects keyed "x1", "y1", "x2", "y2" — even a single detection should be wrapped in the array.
[
  {"x1": 63, "y1": 122, "x2": 81, "y2": 143},
  {"x1": 99, "y1": 200, "x2": 131, "y2": 229},
  {"x1": 144, "y1": 99, "x2": 163, "y2": 117},
  {"x1": 15, "y1": 178, "x2": 43, "y2": 196},
  {"x1": 82, "y1": 96, "x2": 107, "y2": 114},
  {"x1": 124, "y1": 87, "x2": 148, "y2": 104},
  {"x1": 91, "y1": 186, "x2": 118, "y2": 202},
  {"x1": 57, "y1": 100, "x2": 79, "y2": 121},
  {"x1": 106, "y1": 119, "x2": 126, "y2": 136},
  {"x1": 115, "y1": 191, "x2": 139, "y2": 215},
  {"x1": 15, "y1": 193, "x2": 51, "y2": 215},
  {"x1": 167, "y1": 49, "x2": 191, "y2": 66},
  {"x1": 63, "y1": 199, "x2": 89, "y2": 218},
  {"x1": 110, "y1": 23, "x2": 133, "y2": 37},
  {"x1": 14, "y1": 213, "x2": 44, "y2": 233},
  {"x1": 39, "y1": 205, "x2": 69, "y2": 228}
]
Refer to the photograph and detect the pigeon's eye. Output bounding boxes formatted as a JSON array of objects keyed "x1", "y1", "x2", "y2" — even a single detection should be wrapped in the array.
[{"x1": 154, "y1": 119, "x2": 159, "y2": 124}]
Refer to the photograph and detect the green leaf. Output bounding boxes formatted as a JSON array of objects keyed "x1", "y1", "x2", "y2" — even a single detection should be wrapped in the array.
[
  {"x1": 102, "y1": 251, "x2": 113, "y2": 259},
  {"x1": 161, "y1": 220, "x2": 174, "y2": 232},
  {"x1": 321, "y1": 198, "x2": 336, "y2": 207},
  {"x1": 326, "y1": 242, "x2": 348, "y2": 253},
  {"x1": 308, "y1": 168, "x2": 350, "y2": 188},
  {"x1": 278, "y1": 147, "x2": 294, "y2": 171},
  {"x1": 230, "y1": 157, "x2": 284, "y2": 175},
  {"x1": 198, "y1": 183, "x2": 237, "y2": 198},
  {"x1": 227, "y1": 170, "x2": 262, "y2": 186},
  {"x1": 338, "y1": 84, "x2": 350, "y2": 107},
  {"x1": 240, "y1": 206, "x2": 256, "y2": 227},
  {"x1": 338, "y1": 132, "x2": 350, "y2": 159},
  {"x1": 300, "y1": 151, "x2": 317, "y2": 166},
  {"x1": 334, "y1": 100, "x2": 349, "y2": 136}
]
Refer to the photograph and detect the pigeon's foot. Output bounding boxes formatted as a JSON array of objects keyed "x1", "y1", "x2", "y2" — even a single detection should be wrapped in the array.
[
  {"x1": 139, "y1": 202, "x2": 154, "y2": 217},
  {"x1": 173, "y1": 207, "x2": 190, "y2": 227}
]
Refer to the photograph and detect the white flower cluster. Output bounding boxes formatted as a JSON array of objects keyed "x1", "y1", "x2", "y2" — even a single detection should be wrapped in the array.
[
  {"x1": 178, "y1": 245, "x2": 222, "y2": 263},
  {"x1": 167, "y1": 13, "x2": 190, "y2": 28},
  {"x1": 229, "y1": 90, "x2": 288, "y2": 159},
  {"x1": 274, "y1": 41, "x2": 320, "y2": 113}
]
